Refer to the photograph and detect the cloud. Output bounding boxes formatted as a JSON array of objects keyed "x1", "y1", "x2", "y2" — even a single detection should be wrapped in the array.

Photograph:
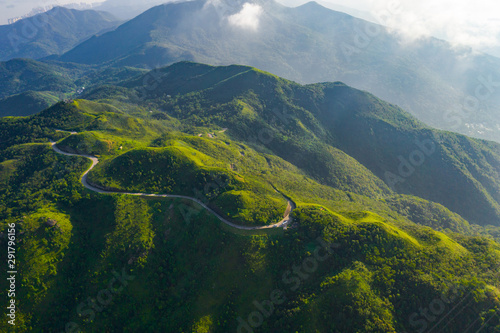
[
  {"x1": 278, "y1": 0, "x2": 500, "y2": 53},
  {"x1": 366, "y1": 0, "x2": 500, "y2": 50},
  {"x1": 228, "y1": 3, "x2": 263, "y2": 31}
]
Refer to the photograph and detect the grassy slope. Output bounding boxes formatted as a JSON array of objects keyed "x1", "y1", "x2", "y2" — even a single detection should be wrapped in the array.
[
  {"x1": 109, "y1": 62, "x2": 500, "y2": 227},
  {"x1": 1, "y1": 162, "x2": 499, "y2": 331},
  {"x1": 1, "y1": 64, "x2": 500, "y2": 331},
  {"x1": 0, "y1": 59, "x2": 147, "y2": 114}
]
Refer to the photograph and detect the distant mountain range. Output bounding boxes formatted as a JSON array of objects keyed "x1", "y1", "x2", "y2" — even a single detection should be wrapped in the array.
[
  {"x1": 277, "y1": 0, "x2": 375, "y2": 22},
  {"x1": 44, "y1": 0, "x2": 500, "y2": 144},
  {"x1": 93, "y1": 0, "x2": 175, "y2": 20},
  {"x1": 6, "y1": 2, "x2": 98, "y2": 24},
  {"x1": 3, "y1": 0, "x2": 500, "y2": 143},
  {"x1": 2, "y1": 0, "x2": 500, "y2": 144},
  {"x1": 0, "y1": 7, "x2": 119, "y2": 61}
]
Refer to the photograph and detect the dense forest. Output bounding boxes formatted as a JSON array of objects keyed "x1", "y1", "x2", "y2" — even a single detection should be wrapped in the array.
[{"x1": 1, "y1": 62, "x2": 500, "y2": 332}]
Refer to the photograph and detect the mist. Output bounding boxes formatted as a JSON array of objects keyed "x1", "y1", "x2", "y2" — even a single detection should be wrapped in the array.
[{"x1": 276, "y1": 0, "x2": 500, "y2": 57}]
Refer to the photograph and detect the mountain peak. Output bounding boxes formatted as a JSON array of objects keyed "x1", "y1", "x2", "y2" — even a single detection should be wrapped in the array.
[{"x1": 299, "y1": 1, "x2": 323, "y2": 8}]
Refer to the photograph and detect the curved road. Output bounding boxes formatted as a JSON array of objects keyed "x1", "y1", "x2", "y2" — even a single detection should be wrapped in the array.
[{"x1": 50, "y1": 141, "x2": 295, "y2": 231}]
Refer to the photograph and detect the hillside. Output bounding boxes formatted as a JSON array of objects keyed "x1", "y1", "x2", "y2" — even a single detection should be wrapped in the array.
[
  {"x1": 98, "y1": 62, "x2": 500, "y2": 227},
  {"x1": 56, "y1": 0, "x2": 500, "y2": 144},
  {"x1": 5, "y1": 60, "x2": 499, "y2": 227},
  {"x1": 0, "y1": 58, "x2": 147, "y2": 111},
  {"x1": 0, "y1": 7, "x2": 119, "y2": 61},
  {"x1": 1, "y1": 62, "x2": 500, "y2": 332},
  {"x1": 0, "y1": 91, "x2": 59, "y2": 117}
]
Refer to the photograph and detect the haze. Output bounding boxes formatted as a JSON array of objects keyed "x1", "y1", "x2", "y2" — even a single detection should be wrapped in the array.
[
  {"x1": 0, "y1": 0, "x2": 103, "y2": 23},
  {"x1": 2, "y1": 0, "x2": 500, "y2": 57},
  {"x1": 277, "y1": 0, "x2": 500, "y2": 57}
]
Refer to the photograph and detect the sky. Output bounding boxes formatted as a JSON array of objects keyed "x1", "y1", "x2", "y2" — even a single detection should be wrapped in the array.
[{"x1": 2, "y1": 0, "x2": 500, "y2": 56}]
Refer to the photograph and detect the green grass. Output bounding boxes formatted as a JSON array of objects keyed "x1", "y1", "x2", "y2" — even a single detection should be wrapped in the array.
[
  {"x1": 17, "y1": 207, "x2": 73, "y2": 296},
  {"x1": 0, "y1": 159, "x2": 16, "y2": 182},
  {"x1": 88, "y1": 144, "x2": 287, "y2": 226},
  {"x1": 2, "y1": 62, "x2": 500, "y2": 332}
]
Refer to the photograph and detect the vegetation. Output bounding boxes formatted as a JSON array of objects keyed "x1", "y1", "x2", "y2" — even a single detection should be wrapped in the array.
[
  {"x1": 111, "y1": 62, "x2": 500, "y2": 227},
  {"x1": 0, "y1": 59, "x2": 83, "y2": 100},
  {"x1": 52, "y1": 0, "x2": 500, "y2": 144},
  {"x1": 1, "y1": 62, "x2": 500, "y2": 332},
  {"x1": 0, "y1": 7, "x2": 118, "y2": 61},
  {"x1": 0, "y1": 58, "x2": 147, "y2": 114},
  {"x1": 0, "y1": 91, "x2": 59, "y2": 117}
]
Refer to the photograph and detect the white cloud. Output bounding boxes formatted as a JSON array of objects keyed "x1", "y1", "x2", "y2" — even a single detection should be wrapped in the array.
[
  {"x1": 277, "y1": 0, "x2": 500, "y2": 53},
  {"x1": 366, "y1": 0, "x2": 500, "y2": 50},
  {"x1": 228, "y1": 3, "x2": 263, "y2": 31}
]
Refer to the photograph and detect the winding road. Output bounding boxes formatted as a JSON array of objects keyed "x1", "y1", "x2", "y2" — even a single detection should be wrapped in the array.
[{"x1": 50, "y1": 141, "x2": 295, "y2": 231}]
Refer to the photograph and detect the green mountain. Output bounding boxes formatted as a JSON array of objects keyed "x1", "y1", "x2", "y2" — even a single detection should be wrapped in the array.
[
  {"x1": 0, "y1": 7, "x2": 119, "y2": 61},
  {"x1": 57, "y1": 0, "x2": 500, "y2": 144},
  {"x1": 107, "y1": 62, "x2": 500, "y2": 227},
  {"x1": 1, "y1": 62, "x2": 500, "y2": 332},
  {"x1": 0, "y1": 91, "x2": 59, "y2": 117},
  {"x1": 0, "y1": 59, "x2": 84, "y2": 99}
]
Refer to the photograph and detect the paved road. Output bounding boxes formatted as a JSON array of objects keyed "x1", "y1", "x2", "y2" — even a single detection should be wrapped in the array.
[{"x1": 50, "y1": 142, "x2": 294, "y2": 231}]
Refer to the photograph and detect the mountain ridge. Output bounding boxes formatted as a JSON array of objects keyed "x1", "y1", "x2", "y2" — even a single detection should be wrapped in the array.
[
  {"x1": 2, "y1": 61, "x2": 500, "y2": 332},
  {"x1": 52, "y1": 0, "x2": 500, "y2": 144},
  {"x1": 0, "y1": 7, "x2": 120, "y2": 61},
  {"x1": 74, "y1": 61, "x2": 500, "y2": 227}
]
